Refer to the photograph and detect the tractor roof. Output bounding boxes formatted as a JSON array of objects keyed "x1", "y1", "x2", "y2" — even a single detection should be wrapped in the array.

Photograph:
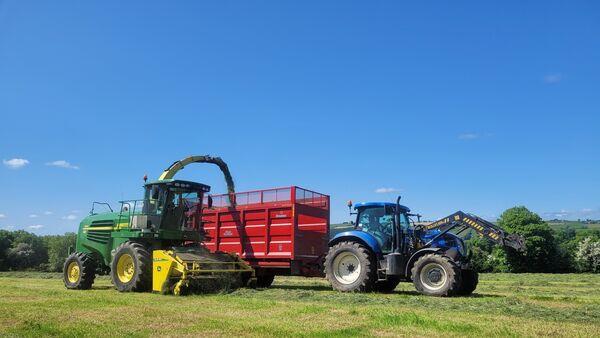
[
  {"x1": 145, "y1": 179, "x2": 210, "y2": 192},
  {"x1": 354, "y1": 202, "x2": 410, "y2": 213}
]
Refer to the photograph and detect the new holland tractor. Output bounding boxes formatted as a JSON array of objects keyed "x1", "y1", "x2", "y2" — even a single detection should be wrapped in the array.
[
  {"x1": 325, "y1": 197, "x2": 525, "y2": 296},
  {"x1": 63, "y1": 156, "x2": 255, "y2": 295}
]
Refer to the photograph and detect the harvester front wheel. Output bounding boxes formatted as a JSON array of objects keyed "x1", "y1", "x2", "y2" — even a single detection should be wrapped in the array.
[
  {"x1": 63, "y1": 252, "x2": 96, "y2": 289},
  {"x1": 111, "y1": 242, "x2": 151, "y2": 292},
  {"x1": 325, "y1": 241, "x2": 377, "y2": 292},
  {"x1": 411, "y1": 254, "x2": 461, "y2": 297}
]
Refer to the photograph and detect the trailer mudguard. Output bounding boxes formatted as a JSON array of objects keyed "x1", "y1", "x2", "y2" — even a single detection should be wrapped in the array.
[{"x1": 329, "y1": 230, "x2": 382, "y2": 255}]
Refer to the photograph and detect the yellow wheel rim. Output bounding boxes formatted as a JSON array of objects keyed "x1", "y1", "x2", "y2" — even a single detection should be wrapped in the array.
[
  {"x1": 116, "y1": 253, "x2": 135, "y2": 283},
  {"x1": 67, "y1": 261, "x2": 80, "y2": 283}
]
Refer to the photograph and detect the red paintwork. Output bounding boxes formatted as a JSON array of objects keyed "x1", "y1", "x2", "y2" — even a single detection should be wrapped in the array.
[{"x1": 201, "y1": 186, "x2": 330, "y2": 277}]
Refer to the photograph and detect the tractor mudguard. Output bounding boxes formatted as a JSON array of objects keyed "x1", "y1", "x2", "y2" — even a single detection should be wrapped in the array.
[
  {"x1": 329, "y1": 231, "x2": 382, "y2": 256},
  {"x1": 404, "y1": 247, "x2": 442, "y2": 278}
]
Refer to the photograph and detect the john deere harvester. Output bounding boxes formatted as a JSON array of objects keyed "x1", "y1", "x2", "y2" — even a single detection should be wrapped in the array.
[{"x1": 63, "y1": 155, "x2": 254, "y2": 295}]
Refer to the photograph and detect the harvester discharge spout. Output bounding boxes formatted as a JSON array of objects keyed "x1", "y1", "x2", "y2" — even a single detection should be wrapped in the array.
[{"x1": 159, "y1": 155, "x2": 236, "y2": 205}]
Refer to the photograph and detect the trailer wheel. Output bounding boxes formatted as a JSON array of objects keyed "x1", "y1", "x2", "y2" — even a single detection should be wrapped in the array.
[
  {"x1": 63, "y1": 252, "x2": 96, "y2": 290},
  {"x1": 411, "y1": 254, "x2": 461, "y2": 297},
  {"x1": 375, "y1": 276, "x2": 400, "y2": 293},
  {"x1": 111, "y1": 242, "x2": 151, "y2": 292},
  {"x1": 457, "y1": 270, "x2": 479, "y2": 296},
  {"x1": 256, "y1": 273, "x2": 275, "y2": 288},
  {"x1": 325, "y1": 241, "x2": 377, "y2": 292}
]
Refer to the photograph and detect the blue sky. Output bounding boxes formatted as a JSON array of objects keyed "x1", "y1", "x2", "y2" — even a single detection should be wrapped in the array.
[{"x1": 1, "y1": 1, "x2": 599, "y2": 235}]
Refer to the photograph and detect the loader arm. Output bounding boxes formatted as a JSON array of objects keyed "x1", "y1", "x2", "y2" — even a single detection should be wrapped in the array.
[
  {"x1": 424, "y1": 211, "x2": 525, "y2": 251},
  {"x1": 158, "y1": 155, "x2": 236, "y2": 201}
]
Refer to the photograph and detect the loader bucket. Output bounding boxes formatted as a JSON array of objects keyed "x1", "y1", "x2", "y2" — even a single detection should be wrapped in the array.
[{"x1": 152, "y1": 247, "x2": 255, "y2": 295}]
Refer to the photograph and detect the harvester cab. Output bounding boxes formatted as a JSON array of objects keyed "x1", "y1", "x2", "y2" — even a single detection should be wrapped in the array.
[
  {"x1": 63, "y1": 156, "x2": 255, "y2": 295},
  {"x1": 326, "y1": 196, "x2": 525, "y2": 296}
]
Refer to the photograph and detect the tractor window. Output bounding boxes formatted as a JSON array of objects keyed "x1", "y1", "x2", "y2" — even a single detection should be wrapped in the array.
[{"x1": 358, "y1": 207, "x2": 393, "y2": 253}]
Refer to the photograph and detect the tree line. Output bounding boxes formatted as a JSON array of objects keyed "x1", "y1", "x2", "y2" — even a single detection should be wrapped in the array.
[
  {"x1": 0, "y1": 206, "x2": 598, "y2": 273},
  {"x1": 468, "y1": 206, "x2": 600, "y2": 273}
]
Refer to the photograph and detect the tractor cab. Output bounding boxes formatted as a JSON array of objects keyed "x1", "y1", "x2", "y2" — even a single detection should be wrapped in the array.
[
  {"x1": 124, "y1": 179, "x2": 211, "y2": 231},
  {"x1": 353, "y1": 202, "x2": 412, "y2": 254}
]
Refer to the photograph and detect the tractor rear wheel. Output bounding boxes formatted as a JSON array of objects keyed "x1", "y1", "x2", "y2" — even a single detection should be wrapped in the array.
[
  {"x1": 375, "y1": 276, "x2": 400, "y2": 293},
  {"x1": 111, "y1": 242, "x2": 151, "y2": 292},
  {"x1": 457, "y1": 269, "x2": 479, "y2": 296},
  {"x1": 63, "y1": 252, "x2": 96, "y2": 290},
  {"x1": 325, "y1": 241, "x2": 377, "y2": 292},
  {"x1": 411, "y1": 254, "x2": 461, "y2": 297}
]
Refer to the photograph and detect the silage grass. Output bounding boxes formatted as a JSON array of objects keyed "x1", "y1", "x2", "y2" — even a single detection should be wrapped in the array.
[{"x1": 0, "y1": 272, "x2": 599, "y2": 337}]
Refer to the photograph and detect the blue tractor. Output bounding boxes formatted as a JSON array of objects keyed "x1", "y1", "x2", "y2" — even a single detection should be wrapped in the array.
[{"x1": 324, "y1": 197, "x2": 525, "y2": 296}]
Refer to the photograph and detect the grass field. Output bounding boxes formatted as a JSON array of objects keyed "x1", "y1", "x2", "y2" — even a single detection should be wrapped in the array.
[{"x1": 1, "y1": 272, "x2": 599, "y2": 337}]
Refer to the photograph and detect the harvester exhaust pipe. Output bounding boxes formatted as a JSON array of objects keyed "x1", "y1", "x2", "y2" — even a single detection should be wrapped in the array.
[{"x1": 158, "y1": 155, "x2": 236, "y2": 205}]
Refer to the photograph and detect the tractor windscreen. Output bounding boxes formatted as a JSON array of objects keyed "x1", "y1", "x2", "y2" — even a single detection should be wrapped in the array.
[{"x1": 357, "y1": 207, "x2": 411, "y2": 253}]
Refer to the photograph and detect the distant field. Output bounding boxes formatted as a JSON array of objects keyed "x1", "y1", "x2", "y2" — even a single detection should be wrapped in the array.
[
  {"x1": 548, "y1": 220, "x2": 600, "y2": 234},
  {"x1": 1, "y1": 272, "x2": 599, "y2": 337}
]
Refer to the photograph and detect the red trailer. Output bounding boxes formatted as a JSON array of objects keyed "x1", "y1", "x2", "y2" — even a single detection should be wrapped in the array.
[{"x1": 201, "y1": 186, "x2": 330, "y2": 287}]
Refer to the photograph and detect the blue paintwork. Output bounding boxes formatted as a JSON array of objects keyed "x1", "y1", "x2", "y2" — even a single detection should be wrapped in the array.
[
  {"x1": 354, "y1": 202, "x2": 410, "y2": 213},
  {"x1": 329, "y1": 230, "x2": 382, "y2": 255}
]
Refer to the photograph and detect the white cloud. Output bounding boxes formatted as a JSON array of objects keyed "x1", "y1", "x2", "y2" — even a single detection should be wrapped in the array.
[
  {"x1": 375, "y1": 187, "x2": 400, "y2": 194},
  {"x1": 3, "y1": 225, "x2": 15, "y2": 230},
  {"x1": 458, "y1": 133, "x2": 479, "y2": 140},
  {"x1": 543, "y1": 73, "x2": 562, "y2": 84},
  {"x1": 62, "y1": 214, "x2": 78, "y2": 220},
  {"x1": 28, "y1": 214, "x2": 38, "y2": 218},
  {"x1": 45, "y1": 160, "x2": 79, "y2": 170},
  {"x1": 71, "y1": 210, "x2": 82, "y2": 214},
  {"x1": 0, "y1": 214, "x2": 5, "y2": 219},
  {"x1": 43, "y1": 211, "x2": 53, "y2": 215},
  {"x1": 3, "y1": 158, "x2": 29, "y2": 169},
  {"x1": 28, "y1": 224, "x2": 44, "y2": 230}
]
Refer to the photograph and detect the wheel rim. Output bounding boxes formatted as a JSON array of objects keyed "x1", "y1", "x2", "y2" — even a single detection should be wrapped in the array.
[
  {"x1": 67, "y1": 261, "x2": 80, "y2": 283},
  {"x1": 419, "y1": 262, "x2": 447, "y2": 291},
  {"x1": 332, "y1": 251, "x2": 361, "y2": 285},
  {"x1": 116, "y1": 253, "x2": 135, "y2": 283}
]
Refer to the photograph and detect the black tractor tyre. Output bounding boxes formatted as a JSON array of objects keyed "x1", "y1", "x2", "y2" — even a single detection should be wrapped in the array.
[
  {"x1": 324, "y1": 241, "x2": 377, "y2": 292},
  {"x1": 256, "y1": 273, "x2": 275, "y2": 288},
  {"x1": 375, "y1": 276, "x2": 401, "y2": 293},
  {"x1": 110, "y1": 242, "x2": 152, "y2": 292},
  {"x1": 63, "y1": 252, "x2": 96, "y2": 290},
  {"x1": 411, "y1": 253, "x2": 461, "y2": 297},
  {"x1": 457, "y1": 269, "x2": 479, "y2": 296}
]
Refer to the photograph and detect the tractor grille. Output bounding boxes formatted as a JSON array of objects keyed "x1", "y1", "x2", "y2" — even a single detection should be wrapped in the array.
[{"x1": 86, "y1": 220, "x2": 114, "y2": 244}]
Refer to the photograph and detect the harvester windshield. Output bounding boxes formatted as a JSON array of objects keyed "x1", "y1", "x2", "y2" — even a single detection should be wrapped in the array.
[{"x1": 123, "y1": 180, "x2": 210, "y2": 230}]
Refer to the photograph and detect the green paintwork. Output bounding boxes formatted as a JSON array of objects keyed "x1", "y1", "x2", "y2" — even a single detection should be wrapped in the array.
[{"x1": 74, "y1": 180, "x2": 206, "y2": 270}]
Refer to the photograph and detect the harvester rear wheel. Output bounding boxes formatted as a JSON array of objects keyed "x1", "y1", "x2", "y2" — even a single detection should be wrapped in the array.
[
  {"x1": 256, "y1": 273, "x2": 275, "y2": 288},
  {"x1": 325, "y1": 241, "x2": 377, "y2": 292},
  {"x1": 457, "y1": 269, "x2": 479, "y2": 296},
  {"x1": 111, "y1": 242, "x2": 151, "y2": 292},
  {"x1": 63, "y1": 252, "x2": 96, "y2": 290},
  {"x1": 411, "y1": 254, "x2": 461, "y2": 297}
]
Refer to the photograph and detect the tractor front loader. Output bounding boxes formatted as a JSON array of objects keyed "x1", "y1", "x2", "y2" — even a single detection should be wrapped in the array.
[{"x1": 63, "y1": 155, "x2": 255, "y2": 295}]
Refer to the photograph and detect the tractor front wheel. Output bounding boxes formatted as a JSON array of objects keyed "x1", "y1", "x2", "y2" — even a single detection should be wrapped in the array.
[
  {"x1": 411, "y1": 254, "x2": 461, "y2": 297},
  {"x1": 110, "y1": 242, "x2": 151, "y2": 292},
  {"x1": 63, "y1": 252, "x2": 96, "y2": 289},
  {"x1": 325, "y1": 241, "x2": 377, "y2": 292}
]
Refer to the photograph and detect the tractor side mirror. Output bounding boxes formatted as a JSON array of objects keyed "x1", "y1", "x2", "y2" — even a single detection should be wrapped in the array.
[{"x1": 207, "y1": 195, "x2": 213, "y2": 209}]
